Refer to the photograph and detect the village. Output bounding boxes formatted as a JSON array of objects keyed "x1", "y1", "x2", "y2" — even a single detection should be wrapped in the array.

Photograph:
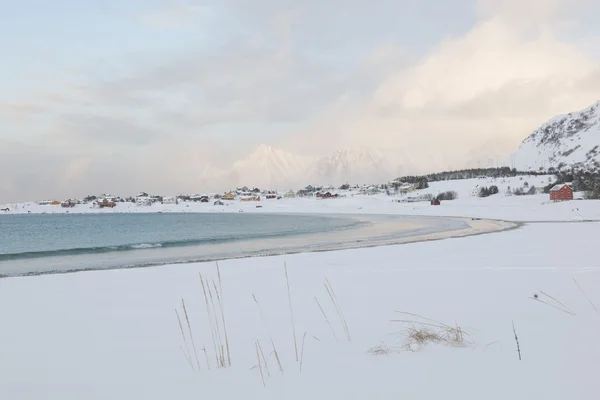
[{"x1": 3, "y1": 170, "x2": 580, "y2": 213}]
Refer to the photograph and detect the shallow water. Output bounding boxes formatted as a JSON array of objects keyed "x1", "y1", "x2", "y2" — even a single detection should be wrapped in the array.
[{"x1": 0, "y1": 213, "x2": 468, "y2": 277}]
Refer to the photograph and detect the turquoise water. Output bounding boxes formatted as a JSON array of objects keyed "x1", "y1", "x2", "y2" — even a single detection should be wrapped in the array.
[{"x1": 0, "y1": 213, "x2": 363, "y2": 277}]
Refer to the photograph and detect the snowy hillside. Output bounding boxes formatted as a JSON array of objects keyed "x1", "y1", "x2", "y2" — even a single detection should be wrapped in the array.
[{"x1": 510, "y1": 101, "x2": 600, "y2": 171}]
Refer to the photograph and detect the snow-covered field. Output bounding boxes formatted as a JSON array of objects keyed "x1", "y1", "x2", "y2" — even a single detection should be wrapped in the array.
[
  {"x1": 1, "y1": 221, "x2": 599, "y2": 399},
  {"x1": 3, "y1": 175, "x2": 600, "y2": 222},
  {"x1": 2, "y1": 174, "x2": 600, "y2": 399}
]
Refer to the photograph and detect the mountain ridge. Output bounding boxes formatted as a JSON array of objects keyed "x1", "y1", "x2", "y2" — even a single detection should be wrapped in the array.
[{"x1": 510, "y1": 101, "x2": 600, "y2": 171}]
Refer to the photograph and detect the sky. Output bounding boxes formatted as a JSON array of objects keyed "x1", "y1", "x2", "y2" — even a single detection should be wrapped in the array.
[{"x1": 1, "y1": 0, "x2": 600, "y2": 202}]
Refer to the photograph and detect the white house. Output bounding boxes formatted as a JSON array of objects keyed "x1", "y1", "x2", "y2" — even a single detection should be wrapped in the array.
[
  {"x1": 136, "y1": 197, "x2": 152, "y2": 206},
  {"x1": 162, "y1": 196, "x2": 177, "y2": 205}
]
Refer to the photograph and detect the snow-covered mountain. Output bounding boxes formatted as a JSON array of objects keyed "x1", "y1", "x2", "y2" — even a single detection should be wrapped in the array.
[
  {"x1": 510, "y1": 101, "x2": 600, "y2": 171},
  {"x1": 197, "y1": 145, "x2": 403, "y2": 190},
  {"x1": 229, "y1": 145, "x2": 314, "y2": 189},
  {"x1": 309, "y1": 148, "x2": 394, "y2": 186}
]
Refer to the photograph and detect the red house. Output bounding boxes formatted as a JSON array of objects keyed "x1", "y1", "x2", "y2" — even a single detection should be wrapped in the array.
[{"x1": 549, "y1": 184, "x2": 573, "y2": 201}]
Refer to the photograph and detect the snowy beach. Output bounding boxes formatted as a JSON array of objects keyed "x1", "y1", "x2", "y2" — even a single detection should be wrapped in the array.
[{"x1": 1, "y1": 219, "x2": 599, "y2": 400}]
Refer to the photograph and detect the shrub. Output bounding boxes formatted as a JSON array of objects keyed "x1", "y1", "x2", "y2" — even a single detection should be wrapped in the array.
[
  {"x1": 436, "y1": 191, "x2": 458, "y2": 201},
  {"x1": 478, "y1": 185, "x2": 499, "y2": 198}
]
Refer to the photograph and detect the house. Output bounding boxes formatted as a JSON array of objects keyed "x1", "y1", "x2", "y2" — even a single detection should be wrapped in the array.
[
  {"x1": 98, "y1": 199, "x2": 116, "y2": 208},
  {"x1": 283, "y1": 190, "x2": 296, "y2": 199},
  {"x1": 240, "y1": 193, "x2": 260, "y2": 201},
  {"x1": 162, "y1": 196, "x2": 177, "y2": 205},
  {"x1": 222, "y1": 192, "x2": 235, "y2": 201},
  {"x1": 136, "y1": 197, "x2": 152, "y2": 206},
  {"x1": 214, "y1": 200, "x2": 224, "y2": 206},
  {"x1": 236, "y1": 186, "x2": 249, "y2": 195},
  {"x1": 296, "y1": 189, "x2": 314, "y2": 198},
  {"x1": 316, "y1": 192, "x2": 336, "y2": 199},
  {"x1": 61, "y1": 200, "x2": 75, "y2": 208},
  {"x1": 549, "y1": 184, "x2": 574, "y2": 201},
  {"x1": 361, "y1": 186, "x2": 381, "y2": 195},
  {"x1": 50, "y1": 200, "x2": 61, "y2": 206}
]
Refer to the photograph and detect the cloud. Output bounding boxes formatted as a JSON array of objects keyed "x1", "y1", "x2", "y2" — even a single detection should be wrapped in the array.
[
  {"x1": 139, "y1": 3, "x2": 210, "y2": 28},
  {"x1": 284, "y1": 0, "x2": 600, "y2": 171},
  {"x1": 3, "y1": 0, "x2": 600, "y2": 201},
  {"x1": 0, "y1": 102, "x2": 45, "y2": 123}
]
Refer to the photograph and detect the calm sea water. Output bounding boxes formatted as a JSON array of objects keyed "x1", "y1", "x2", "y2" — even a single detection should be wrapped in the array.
[{"x1": 0, "y1": 213, "x2": 364, "y2": 277}]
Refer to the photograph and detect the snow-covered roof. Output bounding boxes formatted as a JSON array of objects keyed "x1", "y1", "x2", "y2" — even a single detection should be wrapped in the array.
[{"x1": 549, "y1": 183, "x2": 572, "y2": 192}]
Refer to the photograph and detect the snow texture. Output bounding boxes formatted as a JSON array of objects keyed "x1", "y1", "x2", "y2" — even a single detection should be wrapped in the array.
[{"x1": 0, "y1": 221, "x2": 599, "y2": 400}]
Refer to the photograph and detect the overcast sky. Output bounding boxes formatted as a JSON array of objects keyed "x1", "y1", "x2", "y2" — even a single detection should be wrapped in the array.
[{"x1": 2, "y1": 0, "x2": 600, "y2": 202}]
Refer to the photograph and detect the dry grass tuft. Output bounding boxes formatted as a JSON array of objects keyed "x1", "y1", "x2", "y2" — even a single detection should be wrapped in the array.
[
  {"x1": 392, "y1": 311, "x2": 469, "y2": 350},
  {"x1": 405, "y1": 327, "x2": 444, "y2": 345},
  {"x1": 367, "y1": 342, "x2": 397, "y2": 356}
]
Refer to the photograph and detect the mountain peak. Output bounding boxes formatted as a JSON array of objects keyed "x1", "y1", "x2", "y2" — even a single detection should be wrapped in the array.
[{"x1": 510, "y1": 100, "x2": 600, "y2": 171}]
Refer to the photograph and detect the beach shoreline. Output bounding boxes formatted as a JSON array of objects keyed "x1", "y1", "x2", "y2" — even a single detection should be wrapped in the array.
[{"x1": 1, "y1": 213, "x2": 517, "y2": 278}]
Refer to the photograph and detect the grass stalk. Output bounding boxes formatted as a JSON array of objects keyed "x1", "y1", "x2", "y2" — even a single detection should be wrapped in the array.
[
  {"x1": 216, "y1": 262, "x2": 232, "y2": 366},
  {"x1": 200, "y1": 273, "x2": 220, "y2": 367},
  {"x1": 573, "y1": 277, "x2": 598, "y2": 312},
  {"x1": 539, "y1": 290, "x2": 576, "y2": 315},
  {"x1": 325, "y1": 279, "x2": 351, "y2": 341},
  {"x1": 315, "y1": 296, "x2": 338, "y2": 342},
  {"x1": 299, "y1": 332, "x2": 307, "y2": 373},
  {"x1": 210, "y1": 280, "x2": 226, "y2": 367},
  {"x1": 202, "y1": 346, "x2": 211, "y2": 371},
  {"x1": 182, "y1": 298, "x2": 201, "y2": 371},
  {"x1": 512, "y1": 321, "x2": 522, "y2": 361},
  {"x1": 252, "y1": 294, "x2": 284, "y2": 373},
  {"x1": 180, "y1": 346, "x2": 194, "y2": 370},
  {"x1": 175, "y1": 309, "x2": 194, "y2": 371},
  {"x1": 256, "y1": 340, "x2": 270, "y2": 377},
  {"x1": 255, "y1": 341, "x2": 266, "y2": 387},
  {"x1": 530, "y1": 295, "x2": 576, "y2": 316},
  {"x1": 284, "y1": 262, "x2": 299, "y2": 361}
]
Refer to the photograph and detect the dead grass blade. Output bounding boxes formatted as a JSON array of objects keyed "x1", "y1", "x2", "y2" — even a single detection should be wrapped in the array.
[
  {"x1": 539, "y1": 290, "x2": 576, "y2": 315},
  {"x1": 530, "y1": 294, "x2": 576, "y2": 316},
  {"x1": 573, "y1": 277, "x2": 598, "y2": 313},
  {"x1": 315, "y1": 296, "x2": 338, "y2": 342},
  {"x1": 182, "y1": 298, "x2": 201, "y2": 371},
  {"x1": 325, "y1": 279, "x2": 351, "y2": 341},
  {"x1": 255, "y1": 341, "x2": 266, "y2": 387},
  {"x1": 299, "y1": 332, "x2": 307, "y2": 373},
  {"x1": 284, "y1": 262, "x2": 299, "y2": 361},
  {"x1": 216, "y1": 262, "x2": 232, "y2": 366},
  {"x1": 512, "y1": 321, "x2": 522, "y2": 361},
  {"x1": 175, "y1": 308, "x2": 194, "y2": 371},
  {"x1": 252, "y1": 294, "x2": 284, "y2": 373}
]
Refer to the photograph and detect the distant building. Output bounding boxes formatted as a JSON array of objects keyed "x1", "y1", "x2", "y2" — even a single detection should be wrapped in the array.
[
  {"x1": 549, "y1": 184, "x2": 573, "y2": 201},
  {"x1": 162, "y1": 196, "x2": 177, "y2": 205}
]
